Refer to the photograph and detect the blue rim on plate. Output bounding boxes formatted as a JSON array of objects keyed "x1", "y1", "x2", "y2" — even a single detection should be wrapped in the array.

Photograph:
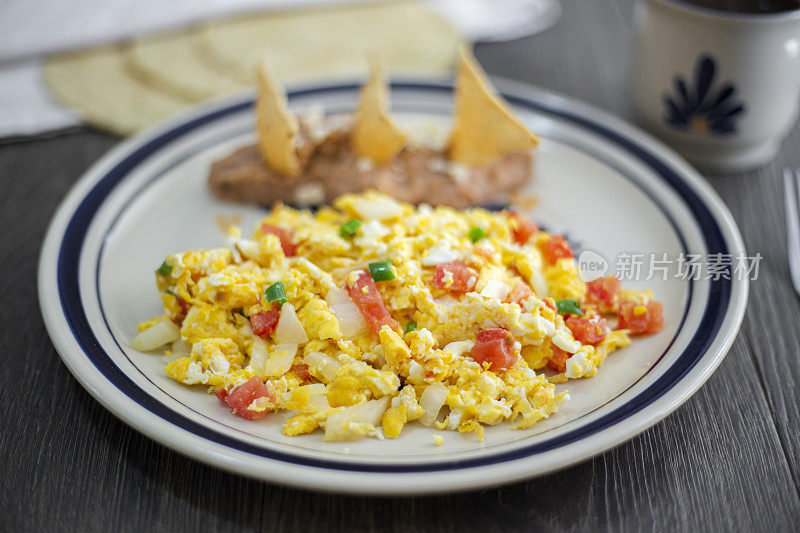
[{"x1": 53, "y1": 82, "x2": 730, "y2": 473}]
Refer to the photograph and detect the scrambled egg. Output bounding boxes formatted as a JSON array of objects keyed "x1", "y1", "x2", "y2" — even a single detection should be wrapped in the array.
[{"x1": 135, "y1": 191, "x2": 653, "y2": 442}]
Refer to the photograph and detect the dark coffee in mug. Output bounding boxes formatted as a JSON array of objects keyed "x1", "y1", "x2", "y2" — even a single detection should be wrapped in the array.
[{"x1": 679, "y1": 0, "x2": 799, "y2": 13}]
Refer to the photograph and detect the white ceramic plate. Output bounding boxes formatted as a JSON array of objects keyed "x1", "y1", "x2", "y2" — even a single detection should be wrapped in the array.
[{"x1": 38, "y1": 80, "x2": 747, "y2": 495}]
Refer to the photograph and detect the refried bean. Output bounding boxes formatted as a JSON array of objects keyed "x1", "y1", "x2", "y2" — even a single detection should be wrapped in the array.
[{"x1": 208, "y1": 127, "x2": 533, "y2": 209}]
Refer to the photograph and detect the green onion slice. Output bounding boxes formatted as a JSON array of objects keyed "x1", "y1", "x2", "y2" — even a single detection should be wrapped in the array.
[
  {"x1": 368, "y1": 260, "x2": 395, "y2": 282},
  {"x1": 339, "y1": 219, "x2": 362, "y2": 239},
  {"x1": 265, "y1": 281, "x2": 288, "y2": 305},
  {"x1": 555, "y1": 298, "x2": 583, "y2": 316},
  {"x1": 468, "y1": 227, "x2": 486, "y2": 243},
  {"x1": 405, "y1": 322, "x2": 417, "y2": 334},
  {"x1": 156, "y1": 260, "x2": 172, "y2": 277}
]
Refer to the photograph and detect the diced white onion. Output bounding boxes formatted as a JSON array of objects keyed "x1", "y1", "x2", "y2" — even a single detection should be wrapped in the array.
[
  {"x1": 531, "y1": 270, "x2": 549, "y2": 298},
  {"x1": 274, "y1": 303, "x2": 309, "y2": 344},
  {"x1": 408, "y1": 360, "x2": 425, "y2": 382},
  {"x1": 297, "y1": 382, "x2": 327, "y2": 395},
  {"x1": 419, "y1": 383, "x2": 449, "y2": 426},
  {"x1": 511, "y1": 314, "x2": 556, "y2": 343},
  {"x1": 324, "y1": 396, "x2": 390, "y2": 441},
  {"x1": 249, "y1": 335, "x2": 270, "y2": 379},
  {"x1": 420, "y1": 241, "x2": 459, "y2": 266},
  {"x1": 442, "y1": 340, "x2": 475, "y2": 356},
  {"x1": 480, "y1": 279, "x2": 511, "y2": 301},
  {"x1": 263, "y1": 343, "x2": 298, "y2": 378},
  {"x1": 131, "y1": 319, "x2": 180, "y2": 351},
  {"x1": 170, "y1": 338, "x2": 190, "y2": 357},
  {"x1": 235, "y1": 239, "x2": 261, "y2": 261},
  {"x1": 352, "y1": 197, "x2": 403, "y2": 220},
  {"x1": 161, "y1": 337, "x2": 189, "y2": 364},
  {"x1": 305, "y1": 393, "x2": 331, "y2": 412},
  {"x1": 238, "y1": 323, "x2": 254, "y2": 342},
  {"x1": 358, "y1": 220, "x2": 390, "y2": 240},
  {"x1": 326, "y1": 288, "x2": 368, "y2": 338},
  {"x1": 328, "y1": 261, "x2": 371, "y2": 280},
  {"x1": 552, "y1": 328, "x2": 581, "y2": 354},
  {"x1": 303, "y1": 351, "x2": 342, "y2": 383}
]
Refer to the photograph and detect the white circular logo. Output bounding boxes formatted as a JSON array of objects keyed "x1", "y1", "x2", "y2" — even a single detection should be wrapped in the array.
[{"x1": 578, "y1": 249, "x2": 609, "y2": 281}]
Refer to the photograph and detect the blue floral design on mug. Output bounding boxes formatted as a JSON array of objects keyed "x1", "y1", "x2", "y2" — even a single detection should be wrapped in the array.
[{"x1": 662, "y1": 55, "x2": 746, "y2": 135}]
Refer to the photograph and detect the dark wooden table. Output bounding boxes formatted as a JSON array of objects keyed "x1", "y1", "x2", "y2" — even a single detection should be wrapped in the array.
[{"x1": 2, "y1": 1, "x2": 799, "y2": 530}]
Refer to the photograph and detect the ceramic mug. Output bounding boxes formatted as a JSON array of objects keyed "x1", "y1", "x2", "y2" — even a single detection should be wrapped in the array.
[{"x1": 632, "y1": 0, "x2": 800, "y2": 173}]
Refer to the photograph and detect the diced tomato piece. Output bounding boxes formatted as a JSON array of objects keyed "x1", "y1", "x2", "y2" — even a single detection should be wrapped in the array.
[
  {"x1": 585, "y1": 276, "x2": 621, "y2": 313},
  {"x1": 290, "y1": 363, "x2": 313, "y2": 382},
  {"x1": 261, "y1": 223, "x2": 297, "y2": 256},
  {"x1": 470, "y1": 328, "x2": 519, "y2": 371},
  {"x1": 432, "y1": 261, "x2": 477, "y2": 293},
  {"x1": 506, "y1": 281, "x2": 534, "y2": 306},
  {"x1": 565, "y1": 312, "x2": 607, "y2": 345},
  {"x1": 547, "y1": 345, "x2": 570, "y2": 373},
  {"x1": 617, "y1": 300, "x2": 664, "y2": 335},
  {"x1": 345, "y1": 271, "x2": 400, "y2": 335},
  {"x1": 539, "y1": 235, "x2": 573, "y2": 265},
  {"x1": 510, "y1": 212, "x2": 539, "y2": 245},
  {"x1": 476, "y1": 329, "x2": 508, "y2": 343},
  {"x1": 215, "y1": 388, "x2": 229, "y2": 403},
  {"x1": 250, "y1": 308, "x2": 280, "y2": 338},
  {"x1": 222, "y1": 377, "x2": 276, "y2": 420}
]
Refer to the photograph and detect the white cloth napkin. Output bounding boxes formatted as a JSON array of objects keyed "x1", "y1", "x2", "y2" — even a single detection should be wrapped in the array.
[
  {"x1": 0, "y1": 0, "x2": 560, "y2": 138},
  {"x1": 0, "y1": 60, "x2": 80, "y2": 137}
]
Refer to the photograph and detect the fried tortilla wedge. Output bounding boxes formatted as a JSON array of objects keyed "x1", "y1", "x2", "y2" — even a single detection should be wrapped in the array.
[
  {"x1": 448, "y1": 46, "x2": 539, "y2": 167},
  {"x1": 351, "y1": 54, "x2": 407, "y2": 165},
  {"x1": 255, "y1": 60, "x2": 301, "y2": 177}
]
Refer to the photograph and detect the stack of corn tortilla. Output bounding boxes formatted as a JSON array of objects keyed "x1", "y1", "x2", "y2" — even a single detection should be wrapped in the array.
[{"x1": 43, "y1": 1, "x2": 463, "y2": 135}]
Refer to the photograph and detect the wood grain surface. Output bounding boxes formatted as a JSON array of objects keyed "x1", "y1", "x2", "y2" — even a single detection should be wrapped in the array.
[{"x1": 2, "y1": 0, "x2": 799, "y2": 530}]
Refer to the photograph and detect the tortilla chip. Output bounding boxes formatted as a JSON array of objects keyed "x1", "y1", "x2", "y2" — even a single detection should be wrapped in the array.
[
  {"x1": 255, "y1": 60, "x2": 301, "y2": 177},
  {"x1": 351, "y1": 54, "x2": 407, "y2": 165},
  {"x1": 448, "y1": 46, "x2": 539, "y2": 167}
]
